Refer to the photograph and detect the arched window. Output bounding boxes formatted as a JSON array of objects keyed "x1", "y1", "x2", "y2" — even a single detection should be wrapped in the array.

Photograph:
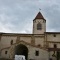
[
  {"x1": 37, "y1": 23, "x2": 42, "y2": 30},
  {"x1": 10, "y1": 40, "x2": 13, "y2": 45}
]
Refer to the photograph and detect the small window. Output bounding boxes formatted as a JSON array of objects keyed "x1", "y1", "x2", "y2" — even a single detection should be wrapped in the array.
[
  {"x1": 37, "y1": 44, "x2": 41, "y2": 47},
  {"x1": 35, "y1": 50, "x2": 39, "y2": 56},
  {"x1": 37, "y1": 23, "x2": 42, "y2": 30},
  {"x1": 10, "y1": 40, "x2": 13, "y2": 45},
  {"x1": 53, "y1": 34, "x2": 56, "y2": 37},
  {"x1": 54, "y1": 44, "x2": 57, "y2": 48},
  {"x1": 5, "y1": 51, "x2": 8, "y2": 54}
]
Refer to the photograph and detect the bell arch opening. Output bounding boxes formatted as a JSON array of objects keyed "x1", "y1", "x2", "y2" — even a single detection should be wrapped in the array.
[{"x1": 15, "y1": 44, "x2": 28, "y2": 60}]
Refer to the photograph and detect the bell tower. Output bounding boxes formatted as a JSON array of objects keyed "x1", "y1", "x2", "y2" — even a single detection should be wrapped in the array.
[{"x1": 33, "y1": 12, "x2": 46, "y2": 34}]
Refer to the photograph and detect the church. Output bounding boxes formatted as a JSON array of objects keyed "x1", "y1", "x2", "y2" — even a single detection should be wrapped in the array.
[{"x1": 0, "y1": 12, "x2": 60, "y2": 60}]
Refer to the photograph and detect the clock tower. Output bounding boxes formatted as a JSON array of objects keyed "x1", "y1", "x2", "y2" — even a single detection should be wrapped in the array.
[{"x1": 33, "y1": 12, "x2": 46, "y2": 34}]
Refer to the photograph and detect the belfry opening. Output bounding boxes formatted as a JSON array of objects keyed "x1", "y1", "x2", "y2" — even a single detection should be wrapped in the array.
[{"x1": 15, "y1": 44, "x2": 28, "y2": 60}]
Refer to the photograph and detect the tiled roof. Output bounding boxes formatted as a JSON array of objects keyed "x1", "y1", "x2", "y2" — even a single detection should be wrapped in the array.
[{"x1": 34, "y1": 12, "x2": 44, "y2": 20}]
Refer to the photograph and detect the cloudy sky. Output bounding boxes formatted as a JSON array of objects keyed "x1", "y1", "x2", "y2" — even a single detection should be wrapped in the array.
[{"x1": 0, "y1": 0, "x2": 60, "y2": 33}]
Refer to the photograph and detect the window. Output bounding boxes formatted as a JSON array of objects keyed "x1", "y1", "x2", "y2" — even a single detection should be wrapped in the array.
[
  {"x1": 35, "y1": 50, "x2": 39, "y2": 56},
  {"x1": 53, "y1": 34, "x2": 56, "y2": 37},
  {"x1": 54, "y1": 44, "x2": 57, "y2": 48},
  {"x1": 5, "y1": 51, "x2": 8, "y2": 54},
  {"x1": 10, "y1": 40, "x2": 13, "y2": 45},
  {"x1": 37, "y1": 44, "x2": 41, "y2": 47},
  {"x1": 37, "y1": 23, "x2": 42, "y2": 30}
]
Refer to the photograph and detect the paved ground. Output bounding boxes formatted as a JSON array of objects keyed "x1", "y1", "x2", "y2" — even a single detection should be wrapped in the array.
[{"x1": 0, "y1": 58, "x2": 14, "y2": 60}]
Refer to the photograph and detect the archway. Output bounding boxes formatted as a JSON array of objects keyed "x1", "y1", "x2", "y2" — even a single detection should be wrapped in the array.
[{"x1": 15, "y1": 44, "x2": 28, "y2": 60}]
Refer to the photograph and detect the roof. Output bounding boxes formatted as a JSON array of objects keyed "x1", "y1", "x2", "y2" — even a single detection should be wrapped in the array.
[
  {"x1": 0, "y1": 32, "x2": 44, "y2": 36},
  {"x1": 46, "y1": 32, "x2": 60, "y2": 34},
  {"x1": 34, "y1": 12, "x2": 45, "y2": 20}
]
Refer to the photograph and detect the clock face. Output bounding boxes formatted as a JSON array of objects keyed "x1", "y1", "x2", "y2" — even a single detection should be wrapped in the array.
[{"x1": 37, "y1": 22, "x2": 42, "y2": 30}]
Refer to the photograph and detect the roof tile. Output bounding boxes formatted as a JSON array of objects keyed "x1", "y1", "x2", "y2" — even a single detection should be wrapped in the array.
[{"x1": 34, "y1": 12, "x2": 44, "y2": 20}]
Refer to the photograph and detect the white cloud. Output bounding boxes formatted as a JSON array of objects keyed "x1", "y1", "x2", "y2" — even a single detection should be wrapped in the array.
[
  {"x1": 0, "y1": 22, "x2": 12, "y2": 33},
  {"x1": 0, "y1": 0, "x2": 60, "y2": 33}
]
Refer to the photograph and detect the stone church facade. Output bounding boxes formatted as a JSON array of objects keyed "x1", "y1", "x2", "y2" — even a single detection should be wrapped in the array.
[{"x1": 0, "y1": 12, "x2": 60, "y2": 60}]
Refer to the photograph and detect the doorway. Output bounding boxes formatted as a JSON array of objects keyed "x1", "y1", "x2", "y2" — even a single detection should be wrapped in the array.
[{"x1": 15, "y1": 44, "x2": 28, "y2": 60}]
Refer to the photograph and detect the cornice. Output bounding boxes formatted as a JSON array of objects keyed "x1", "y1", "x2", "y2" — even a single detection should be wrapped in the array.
[
  {"x1": 46, "y1": 32, "x2": 60, "y2": 34},
  {"x1": 1, "y1": 33, "x2": 44, "y2": 37}
]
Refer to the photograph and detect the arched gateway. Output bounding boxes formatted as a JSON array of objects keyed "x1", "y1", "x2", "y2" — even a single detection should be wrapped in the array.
[{"x1": 15, "y1": 44, "x2": 28, "y2": 60}]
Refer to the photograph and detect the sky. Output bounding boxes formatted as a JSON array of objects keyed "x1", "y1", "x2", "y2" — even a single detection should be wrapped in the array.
[{"x1": 0, "y1": 0, "x2": 60, "y2": 33}]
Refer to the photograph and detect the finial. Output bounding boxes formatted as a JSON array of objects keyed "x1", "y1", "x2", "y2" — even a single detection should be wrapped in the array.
[{"x1": 39, "y1": 8, "x2": 41, "y2": 12}]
